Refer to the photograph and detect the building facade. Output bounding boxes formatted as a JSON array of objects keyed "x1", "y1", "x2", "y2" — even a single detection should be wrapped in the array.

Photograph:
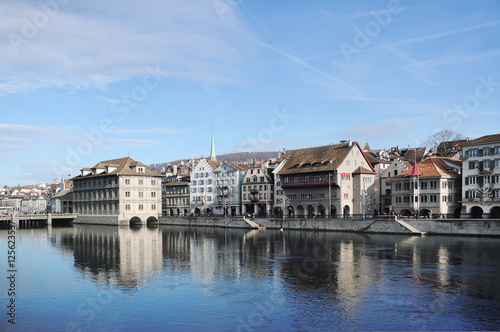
[
  {"x1": 389, "y1": 156, "x2": 462, "y2": 218},
  {"x1": 241, "y1": 162, "x2": 274, "y2": 217},
  {"x1": 190, "y1": 158, "x2": 221, "y2": 216},
  {"x1": 213, "y1": 162, "x2": 247, "y2": 216},
  {"x1": 277, "y1": 141, "x2": 376, "y2": 218},
  {"x1": 162, "y1": 180, "x2": 190, "y2": 217},
  {"x1": 461, "y1": 134, "x2": 500, "y2": 218},
  {"x1": 72, "y1": 157, "x2": 163, "y2": 225}
]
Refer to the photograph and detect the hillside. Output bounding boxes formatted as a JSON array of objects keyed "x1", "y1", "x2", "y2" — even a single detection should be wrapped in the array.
[{"x1": 149, "y1": 151, "x2": 279, "y2": 172}]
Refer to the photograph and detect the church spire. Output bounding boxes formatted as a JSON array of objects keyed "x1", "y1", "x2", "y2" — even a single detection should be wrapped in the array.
[{"x1": 210, "y1": 124, "x2": 217, "y2": 161}]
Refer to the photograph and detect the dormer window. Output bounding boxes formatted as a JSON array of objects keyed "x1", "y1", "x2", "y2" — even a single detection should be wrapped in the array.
[{"x1": 137, "y1": 167, "x2": 145, "y2": 173}]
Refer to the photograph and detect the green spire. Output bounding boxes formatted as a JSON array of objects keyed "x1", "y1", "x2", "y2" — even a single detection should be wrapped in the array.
[{"x1": 210, "y1": 124, "x2": 216, "y2": 161}]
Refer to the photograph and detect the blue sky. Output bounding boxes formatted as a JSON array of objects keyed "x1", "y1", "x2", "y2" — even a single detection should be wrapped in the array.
[{"x1": 1, "y1": 0, "x2": 500, "y2": 186}]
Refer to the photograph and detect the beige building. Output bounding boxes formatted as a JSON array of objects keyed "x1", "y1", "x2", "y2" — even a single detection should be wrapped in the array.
[
  {"x1": 241, "y1": 162, "x2": 273, "y2": 217},
  {"x1": 277, "y1": 141, "x2": 376, "y2": 218},
  {"x1": 72, "y1": 157, "x2": 163, "y2": 225},
  {"x1": 388, "y1": 156, "x2": 462, "y2": 218}
]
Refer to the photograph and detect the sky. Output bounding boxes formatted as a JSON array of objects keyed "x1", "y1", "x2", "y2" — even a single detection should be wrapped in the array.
[{"x1": 1, "y1": 0, "x2": 500, "y2": 186}]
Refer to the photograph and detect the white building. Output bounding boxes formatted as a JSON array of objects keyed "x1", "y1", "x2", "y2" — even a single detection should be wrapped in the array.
[
  {"x1": 461, "y1": 134, "x2": 500, "y2": 219},
  {"x1": 213, "y1": 162, "x2": 247, "y2": 216},
  {"x1": 190, "y1": 158, "x2": 221, "y2": 216},
  {"x1": 389, "y1": 156, "x2": 462, "y2": 218}
]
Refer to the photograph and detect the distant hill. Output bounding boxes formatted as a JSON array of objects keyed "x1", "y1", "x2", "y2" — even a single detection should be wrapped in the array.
[{"x1": 149, "y1": 151, "x2": 279, "y2": 173}]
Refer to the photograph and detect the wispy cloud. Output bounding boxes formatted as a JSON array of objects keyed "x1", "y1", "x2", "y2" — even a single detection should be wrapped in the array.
[
  {"x1": 0, "y1": 0, "x2": 256, "y2": 94},
  {"x1": 113, "y1": 127, "x2": 187, "y2": 135},
  {"x1": 381, "y1": 20, "x2": 500, "y2": 49}
]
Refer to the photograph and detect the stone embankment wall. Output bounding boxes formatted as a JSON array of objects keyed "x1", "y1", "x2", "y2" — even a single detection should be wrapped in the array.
[{"x1": 158, "y1": 216, "x2": 500, "y2": 237}]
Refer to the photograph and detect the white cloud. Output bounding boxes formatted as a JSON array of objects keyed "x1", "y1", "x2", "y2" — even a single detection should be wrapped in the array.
[{"x1": 0, "y1": 0, "x2": 257, "y2": 94}]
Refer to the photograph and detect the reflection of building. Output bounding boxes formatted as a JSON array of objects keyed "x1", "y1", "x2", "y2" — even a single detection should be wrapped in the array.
[
  {"x1": 277, "y1": 141, "x2": 376, "y2": 218},
  {"x1": 72, "y1": 157, "x2": 163, "y2": 225},
  {"x1": 53, "y1": 225, "x2": 162, "y2": 289},
  {"x1": 461, "y1": 134, "x2": 500, "y2": 219},
  {"x1": 389, "y1": 156, "x2": 462, "y2": 218}
]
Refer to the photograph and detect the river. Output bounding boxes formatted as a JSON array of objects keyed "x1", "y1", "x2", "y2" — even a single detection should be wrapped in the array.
[{"x1": 1, "y1": 224, "x2": 500, "y2": 331}]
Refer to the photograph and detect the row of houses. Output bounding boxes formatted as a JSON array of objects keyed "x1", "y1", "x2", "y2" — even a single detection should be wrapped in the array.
[
  {"x1": 161, "y1": 134, "x2": 500, "y2": 220},
  {"x1": 27, "y1": 133, "x2": 499, "y2": 225}
]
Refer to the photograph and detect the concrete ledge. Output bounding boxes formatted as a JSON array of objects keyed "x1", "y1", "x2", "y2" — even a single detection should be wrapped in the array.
[{"x1": 158, "y1": 216, "x2": 500, "y2": 237}]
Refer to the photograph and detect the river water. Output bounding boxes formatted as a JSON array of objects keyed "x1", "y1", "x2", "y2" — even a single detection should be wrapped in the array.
[{"x1": 1, "y1": 224, "x2": 500, "y2": 331}]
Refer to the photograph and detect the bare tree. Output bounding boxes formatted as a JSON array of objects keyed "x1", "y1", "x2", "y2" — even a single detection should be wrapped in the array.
[
  {"x1": 476, "y1": 186, "x2": 492, "y2": 205},
  {"x1": 424, "y1": 130, "x2": 464, "y2": 156}
]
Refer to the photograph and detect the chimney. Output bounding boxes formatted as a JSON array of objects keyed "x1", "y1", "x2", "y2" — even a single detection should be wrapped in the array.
[{"x1": 348, "y1": 140, "x2": 352, "y2": 147}]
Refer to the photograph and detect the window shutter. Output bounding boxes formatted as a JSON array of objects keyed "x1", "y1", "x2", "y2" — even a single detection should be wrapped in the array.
[
  {"x1": 478, "y1": 176, "x2": 484, "y2": 186},
  {"x1": 491, "y1": 148, "x2": 495, "y2": 156},
  {"x1": 465, "y1": 177, "x2": 469, "y2": 185},
  {"x1": 478, "y1": 161, "x2": 484, "y2": 172},
  {"x1": 465, "y1": 150, "x2": 469, "y2": 158},
  {"x1": 479, "y1": 149, "x2": 484, "y2": 157}
]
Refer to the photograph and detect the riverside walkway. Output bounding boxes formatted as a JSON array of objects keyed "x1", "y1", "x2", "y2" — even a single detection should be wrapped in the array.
[{"x1": 0, "y1": 213, "x2": 77, "y2": 226}]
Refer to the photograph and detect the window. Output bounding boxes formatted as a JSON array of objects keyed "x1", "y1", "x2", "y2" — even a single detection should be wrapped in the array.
[
  {"x1": 139, "y1": 192, "x2": 143, "y2": 198},
  {"x1": 125, "y1": 191, "x2": 131, "y2": 197},
  {"x1": 469, "y1": 149, "x2": 479, "y2": 157},
  {"x1": 139, "y1": 179, "x2": 143, "y2": 185},
  {"x1": 193, "y1": 180, "x2": 197, "y2": 185},
  {"x1": 484, "y1": 148, "x2": 491, "y2": 156},
  {"x1": 199, "y1": 180, "x2": 204, "y2": 185},
  {"x1": 138, "y1": 204, "x2": 144, "y2": 210},
  {"x1": 125, "y1": 204, "x2": 131, "y2": 210},
  {"x1": 151, "y1": 192, "x2": 156, "y2": 198},
  {"x1": 137, "y1": 167, "x2": 144, "y2": 173},
  {"x1": 125, "y1": 179, "x2": 130, "y2": 185},
  {"x1": 151, "y1": 204, "x2": 156, "y2": 210},
  {"x1": 151, "y1": 180, "x2": 156, "y2": 186}
]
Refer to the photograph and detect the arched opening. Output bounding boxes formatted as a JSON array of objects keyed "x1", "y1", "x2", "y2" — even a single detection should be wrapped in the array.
[
  {"x1": 129, "y1": 216, "x2": 142, "y2": 226},
  {"x1": 331, "y1": 206, "x2": 337, "y2": 218},
  {"x1": 343, "y1": 205, "x2": 350, "y2": 218},
  {"x1": 307, "y1": 205, "x2": 315, "y2": 218},
  {"x1": 287, "y1": 206, "x2": 294, "y2": 218},
  {"x1": 420, "y1": 209, "x2": 431, "y2": 218},
  {"x1": 147, "y1": 216, "x2": 158, "y2": 224},
  {"x1": 470, "y1": 206, "x2": 484, "y2": 219},
  {"x1": 194, "y1": 208, "x2": 201, "y2": 216},
  {"x1": 454, "y1": 207, "x2": 462, "y2": 219},
  {"x1": 246, "y1": 204, "x2": 255, "y2": 216},
  {"x1": 258, "y1": 204, "x2": 266, "y2": 217},
  {"x1": 317, "y1": 205, "x2": 325, "y2": 218},
  {"x1": 184, "y1": 208, "x2": 189, "y2": 215},
  {"x1": 489, "y1": 206, "x2": 500, "y2": 219},
  {"x1": 297, "y1": 205, "x2": 305, "y2": 218},
  {"x1": 400, "y1": 209, "x2": 412, "y2": 217},
  {"x1": 169, "y1": 209, "x2": 174, "y2": 217}
]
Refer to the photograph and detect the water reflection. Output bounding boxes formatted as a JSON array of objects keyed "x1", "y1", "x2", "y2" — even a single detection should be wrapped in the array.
[{"x1": 42, "y1": 224, "x2": 500, "y2": 330}]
